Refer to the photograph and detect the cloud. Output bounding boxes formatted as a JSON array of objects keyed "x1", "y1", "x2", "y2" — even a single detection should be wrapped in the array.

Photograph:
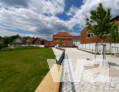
[
  {"x1": 68, "y1": 0, "x2": 119, "y2": 29},
  {"x1": 0, "y1": 7, "x2": 72, "y2": 40},
  {"x1": 0, "y1": 0, "x2": 119, "y2": 40},
  {"x1": 29, "y1": 0, "x2": 65, "y2": 15},
  {"x1": 0, "y1": 0, "x2": 29, "y2": 7},
  {"x1": 0, "y1": 30, "x2": 41, "y2": 38},
  {"x1": 66, "y1": 6, "x2": 79, "y2": 16}
]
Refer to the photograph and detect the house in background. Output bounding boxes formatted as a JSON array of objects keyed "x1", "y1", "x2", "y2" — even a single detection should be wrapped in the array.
[
  {"x1": 72, "y1": 36, "x2": 80, "y2": 47},
  {"x1": 12, "y1": 36, "x2": 46, "y2": 47},
  {"x1": 25, "y1": 37, "x2": 35, "y2": 45},
  {"x1": 45, "y1": 32, "x2": 73, "y2": 47},
  {"x1": 79, "y1": 16, "x2": 119, "y2": 53},
  {"x1": 34, "y1": 38, "x2": 46, "y2": 45},
  {"x1": 13, "y1": 37, "x2": 26, "y2": 46}
]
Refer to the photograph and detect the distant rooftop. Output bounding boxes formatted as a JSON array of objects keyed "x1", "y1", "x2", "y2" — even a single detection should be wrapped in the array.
[{"x1": 53, "y1": 32, "x2": 72, "y2": 37}]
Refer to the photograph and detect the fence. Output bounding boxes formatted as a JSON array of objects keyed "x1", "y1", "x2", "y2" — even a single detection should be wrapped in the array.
[{"x1": 78, "y1": 43, "x2": 119, "y2": 53}]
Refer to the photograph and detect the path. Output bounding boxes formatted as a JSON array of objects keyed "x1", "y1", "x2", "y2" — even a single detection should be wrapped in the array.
[{"x1": 60, "y1": 48, "x2": 119, "y2": 92}]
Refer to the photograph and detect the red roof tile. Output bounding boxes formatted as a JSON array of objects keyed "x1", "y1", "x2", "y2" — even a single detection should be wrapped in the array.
[
  {"x1": 18, "y1": 37, "x2": 26, "y2": 41},
  {"x1": 54, "y1": 32, "x2": 72, "y2": 37}
]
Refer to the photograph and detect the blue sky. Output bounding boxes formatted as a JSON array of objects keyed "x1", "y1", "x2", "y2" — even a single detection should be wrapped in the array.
[
  {"x1": 0, "y1": 0, "x2": 119, "y2": 40},
  {"x1": 57, "y1": 0, "x2": 83, "y2": 20}
]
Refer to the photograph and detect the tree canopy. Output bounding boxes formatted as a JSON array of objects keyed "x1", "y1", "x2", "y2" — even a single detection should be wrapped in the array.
[{"x1": 86, "y1": 3, "x2": 118, "y2": 41}]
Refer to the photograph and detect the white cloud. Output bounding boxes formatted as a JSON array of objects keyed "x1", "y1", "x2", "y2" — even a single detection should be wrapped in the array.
[
  {"x1": 0, "y1": 0, "x2": 119, "y2": 40},
  {"x1": 66, "y1": 6, "x2": 79, "y2": 16},
  {"x1": 0, "y1": 30, "x2": 41, "y2": 38},
  {"x1": 68, "y1": 0, "x2": 119, "y2": 29},
  {"x1": 29, "y1": 0, "x2": 65, "y2": 15}
]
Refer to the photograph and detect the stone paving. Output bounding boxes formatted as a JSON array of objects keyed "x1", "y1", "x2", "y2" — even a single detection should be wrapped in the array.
[
  {"x1": 60, "y1": 48, "x2": 119, "y2": 92},
  {"x1": 52, "y1": 48, "x2": 63, "y2": 61}
]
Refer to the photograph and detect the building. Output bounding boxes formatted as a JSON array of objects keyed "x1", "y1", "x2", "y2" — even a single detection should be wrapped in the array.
[
  {"x1": 13, "y1": 37, "x2": 26, "y2": 46},
  {"x1": 12, "y1": 36, "x2": 46, "y2": 47},
  {"x1": 79, "y1": 16, "x2": 119, "y2": 53},
  {"x1": 45, "y1": 32, "x2": 73, "y2": 47},
  {"x1": 72, "y1": 36, "x2": 80, "y2": 47},
  {"x1": 25, "y1": 37, "x2": 35, "y2": 45},
  {"x1": 34, "y1": 38, "x2": 46, "y2": 45}
]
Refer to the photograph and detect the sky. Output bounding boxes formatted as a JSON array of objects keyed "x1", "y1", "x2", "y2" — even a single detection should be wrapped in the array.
[{"x1": 0, "y1": 0, "x2": 119, "y2": 40}]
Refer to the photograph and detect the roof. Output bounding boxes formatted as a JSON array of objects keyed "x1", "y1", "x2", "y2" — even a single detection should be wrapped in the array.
[
  {"x1": 27, "y1": 37, "x2": 35, "y2": 42},
  {"x1": 36, "y1": 38, "x2": 46, "y2": 41},
  {"x1": 72, "y1": 36, "x2": 80, "y2": 40},
  {"x1": 18, "y1": 37, "x2": 26, "y2": 41},
  {"x1": 110, "y1": 15, "x2": 119, "y2": 22},
  {"x1": 54, "y1": 32, "x2": 72, "y2": 37}
]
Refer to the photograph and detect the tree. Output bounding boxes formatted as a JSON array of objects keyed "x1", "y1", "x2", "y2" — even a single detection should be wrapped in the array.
[
  {"x1": 86, "y1": 3, "x2": 118, "y2": 45},
  {"x1": 109, "y1": 28, "x2": 119, "y2": 43},
  {"x1": 1, "y1": 35, "x2": 19, "y2": 48},
  {"x1": 86, "y1": 3, "x2": 118, "y2": 57},
  {"x1": 109, "y1": 28, "x2": 119, "y2": 56},
  {"x1": 59, "y1": 40, "x2": 63, "y2": 47},
  {"x1": 1, "y1": 37, "x2": 11, "y2": 47}
]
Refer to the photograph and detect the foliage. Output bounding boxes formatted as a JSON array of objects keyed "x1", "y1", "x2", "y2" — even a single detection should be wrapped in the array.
[
  {"x1": 1, "y1": 37, "x2": 11, "y2": 47},
  {"x1": 86, "y1": 3, "x2": 118, "y2": 41},
  {"x1": 1, "y1": 35, "x2": 19, "y2": 48},
  {"x1": 59, "y1": 40, "x2": 63, "y2": 46},
  {"x1": 109, "y1": 28, "x2": 119, "y2": 43}
]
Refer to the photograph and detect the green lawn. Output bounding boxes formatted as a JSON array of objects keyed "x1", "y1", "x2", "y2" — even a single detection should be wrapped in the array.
[{"x1": 0, "y1": 48, "x2": 55, "y2": 92}]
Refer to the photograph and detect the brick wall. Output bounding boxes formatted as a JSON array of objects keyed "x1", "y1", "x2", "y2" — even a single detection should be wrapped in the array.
[{"x1": 80, "y1": 27, "x2": 111, "y2": 44}]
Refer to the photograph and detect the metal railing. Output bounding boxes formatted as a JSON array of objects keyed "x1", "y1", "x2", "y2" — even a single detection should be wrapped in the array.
[{"x1": 57, "y1": 50, "x2": 65, "y2": 65}]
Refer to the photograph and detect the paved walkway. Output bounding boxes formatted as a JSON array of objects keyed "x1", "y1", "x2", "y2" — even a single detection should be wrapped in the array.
[
  {"x1": 60, "y1": 48, "x2": 119, "y2": 92},
  {"x1": 52, "y1": 48, "x2": 63, "y2": 61}
]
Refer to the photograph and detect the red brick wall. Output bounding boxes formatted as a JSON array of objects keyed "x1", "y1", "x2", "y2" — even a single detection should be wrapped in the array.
[
  {"x1": 53, "y1": 36, "x2": 73, "y2": 47},
  {"x1": 45, "y1": 41, "x2": 55, "y2": 47},
  {"x1": 80, "y1": 27, "x2": 111, "y2": 44},
  {"x1": 45, "y1": 32, "x2": 73, "y2": 47}
]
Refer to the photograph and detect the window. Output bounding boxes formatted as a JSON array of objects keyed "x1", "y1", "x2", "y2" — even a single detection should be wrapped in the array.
[
  {"x1": 67, "y1": 39, "x2": 71, "y2": 41},
  {"x1": 68, "y1": 44, "x2": 70, "y2": 47},
  {"x1": 62, "y1": 39, "x2": 65, "y2": 41},
  {"x1": 48, "y1": 43, "x2": 50, "y2": 45},
  {"x1": 88, "y1": 32, "x2": 94, "y2": 37},
  {"x1": 55, "y1": 39, "x2": 58, "y2": 41}
]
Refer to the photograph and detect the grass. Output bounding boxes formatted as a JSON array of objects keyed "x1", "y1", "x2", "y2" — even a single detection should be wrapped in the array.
[{"x1": 0, "y1": 47, "x2": 56, "y2": 92}]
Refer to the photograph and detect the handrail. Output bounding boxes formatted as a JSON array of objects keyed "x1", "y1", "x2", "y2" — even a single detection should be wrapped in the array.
[{"x1": 57, "y1": 50, "x2": 65, "y2": 65}]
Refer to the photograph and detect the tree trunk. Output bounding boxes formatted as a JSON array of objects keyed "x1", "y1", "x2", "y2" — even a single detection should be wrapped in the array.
[
  {"x1": 114, "y1": 43, "x2": 116, "y2": 56},
  {"x1": 110, "y1": 43, "x2": 112, "y2": 53},
  {"x1": 101, "y1": 39, "x2": 103, "y2": 56}
]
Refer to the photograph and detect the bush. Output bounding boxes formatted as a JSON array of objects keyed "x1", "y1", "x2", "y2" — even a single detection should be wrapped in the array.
[{"x1": 0, "y1": 44, "x2": 2, "y2": 49}]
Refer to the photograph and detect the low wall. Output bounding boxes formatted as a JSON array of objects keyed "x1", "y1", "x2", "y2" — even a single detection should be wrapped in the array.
[
  {"x1": 35, "y1": 64, "x2": 62, "y2": 92},
  {"x1": 78, "y1": 43, "x2": 119, "y2": 53},
  {"x1": 35, "y1": 48, "x2": 65, "y2": 92}
]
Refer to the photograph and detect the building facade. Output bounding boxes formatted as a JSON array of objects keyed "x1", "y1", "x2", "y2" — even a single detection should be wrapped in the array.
[
  {"x1": 45, "y1": 32, "x2": 73, "y2": 47},
  {"x1": 79, "y1": 16, "x2": 119, "y2": 53},
  {"x1": 13, "y1": 37, "x2": 26, "y2": 46},
  {"x1": 12, "y1": 37, "x2": 46, "y2": 47},
  {"x1": 72, "y1": 36, "x2": 80, "y2": 47},
  {"x1": 25, "y1": 38, "x2": 35, "y2": 45}
]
